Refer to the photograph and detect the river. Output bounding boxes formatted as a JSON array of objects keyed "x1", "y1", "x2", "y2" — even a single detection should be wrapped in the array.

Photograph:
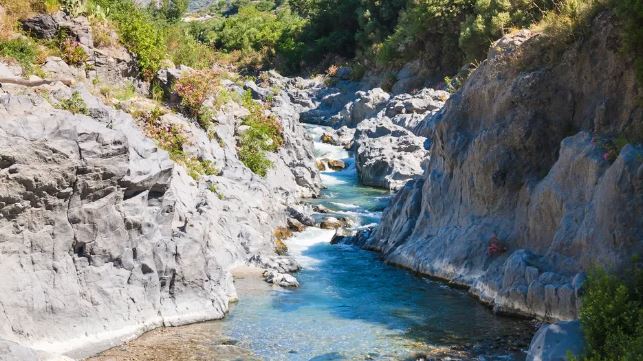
[{"x1": 217, "y1": 125, "x2": 535, "y2": 360}]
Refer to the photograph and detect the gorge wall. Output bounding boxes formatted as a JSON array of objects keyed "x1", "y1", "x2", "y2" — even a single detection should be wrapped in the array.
[
  {"x1": 0, "y1": 33, "x2": 321, "y2": 358},
  {"x1": 354, "y1": 11, "x2": 642, "y2": 321}
]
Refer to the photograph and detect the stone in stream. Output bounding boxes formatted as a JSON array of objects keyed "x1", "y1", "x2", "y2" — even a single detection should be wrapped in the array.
[
  {"x1": 287, "y1": 206, "x2": 315, "y2": 227},
  {"x1": 263, "y1": 270, "x2": 299, "y2": 288},
  {"x1": 326, "y1": 159, "x2": 346, "y2": 170},
  {"x1": 330, "y1": 228, "x2": 357, "y2": 245},
  {"x1": 320, "y1": 217, "x2": 343, "y2": 229},
  {"x1": 320, "y1": 132, "x2": 337, "y2": 145},
  {"x1": 313, "y1": 204, "x2": 330, "y2": 213},
  {"x1": 354, "y1": 117, "x2": 429, "y2": 190},
  {"x1": 287, "y1": 217, "x2": 307, "y2": 232},
  {"x1": 316, "y1": 159, "x2": 327, "y2": 171}
]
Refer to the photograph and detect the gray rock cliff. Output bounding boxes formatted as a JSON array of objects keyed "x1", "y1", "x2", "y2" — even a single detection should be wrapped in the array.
[
  {"x1": 354, "y1": 11, "x2": 643, "y2": 321},
  {"x1": 0, "y1": 58, "x2": 320, "y2": 358}
]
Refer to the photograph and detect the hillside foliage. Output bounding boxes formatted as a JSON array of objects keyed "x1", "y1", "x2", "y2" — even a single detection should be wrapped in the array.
[{"x1": 578, "y1": 267, "x2": 643, "y2": 361}]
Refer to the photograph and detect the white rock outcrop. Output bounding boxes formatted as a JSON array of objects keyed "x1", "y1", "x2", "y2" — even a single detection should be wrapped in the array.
[{"x1": 0, "y1": 64, "x2": 321, "y2": 359}]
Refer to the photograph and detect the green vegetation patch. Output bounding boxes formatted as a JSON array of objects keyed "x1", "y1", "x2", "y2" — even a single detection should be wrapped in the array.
[
  {"x1": 237, "y1": 91, "x2": 283, "y2": 177},
  {"x1": 56, "y1": 91, "x2": 89, "y2": 114},
  {"x1": 140, "y1": 107, "x2": 218, "y2": 180},
  {"x1": 577, "y1": 267, "x2": 643, "y2": 361},
  {"x1": 0, "y1": 37, "x2": 38, "y2": 73}
]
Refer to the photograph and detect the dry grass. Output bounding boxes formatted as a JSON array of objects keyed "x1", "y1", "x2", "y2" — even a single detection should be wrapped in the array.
[
  {"x1": 532, "y1": 0, "x2": 607, "y2": 42},
  {"x1": 0, "y1": 0, "x2": 32, "y2": 39},
  {"x1": 91, "y1": 19, "x2": 116, "y2": 48}
]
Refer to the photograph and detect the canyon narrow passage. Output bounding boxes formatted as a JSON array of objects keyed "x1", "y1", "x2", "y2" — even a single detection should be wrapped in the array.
[{"x1": 215, "y1": 125, "x2": 535, "y2": 360}]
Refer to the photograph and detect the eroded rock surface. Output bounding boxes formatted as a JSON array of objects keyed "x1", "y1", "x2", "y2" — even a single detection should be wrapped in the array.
[
  {"x1": 0, "y1": 57, "x2": 321, "y2": 358},
  {"x1": 354, "y1": 11, "x2": 643, "y2": 321},
  {"x1": 354, "y1": 117, "x2": 429, "y2": 190}
]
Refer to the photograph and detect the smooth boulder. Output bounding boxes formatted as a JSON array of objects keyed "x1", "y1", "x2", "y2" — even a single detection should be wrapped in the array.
[{"x1": 526, "y1": 321, "x2": 585, "y2": 361}]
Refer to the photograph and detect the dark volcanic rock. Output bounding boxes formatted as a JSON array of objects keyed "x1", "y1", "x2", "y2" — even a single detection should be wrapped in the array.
[{"x1": 21, "y1": 14, "x2": 58, "y2": 39}]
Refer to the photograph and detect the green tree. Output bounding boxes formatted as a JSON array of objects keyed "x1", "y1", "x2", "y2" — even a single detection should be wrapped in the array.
[
  {"x1": 459, "y1": 0, "x2": 554, "y2": 61},
  {"x1": 578, "y1": 267, "x2": 643, "y2": 361},
  {"x1": 160, "y1": 0, "x2": 189, "y2": 21}
]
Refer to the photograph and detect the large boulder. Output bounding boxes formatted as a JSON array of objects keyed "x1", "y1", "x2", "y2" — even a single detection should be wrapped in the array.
[
  {"x1": 339, "y1": 88, "x2": 390, "y2": 127},
  {"x1": 244, "y1": 80, "x2": 270, "y2": 101},
  {"x1": 526, "y1": 321, "x2": 585, "y2": 361},
  {"x1": 20, "y1": 14, "x2": 58, "y2": 39},
  {"x1": 41, "y1": 56, "x2": 85, "y2": 80},
  {"x1": 354, "y1": 117, "x2": 429, "y2": 190}
]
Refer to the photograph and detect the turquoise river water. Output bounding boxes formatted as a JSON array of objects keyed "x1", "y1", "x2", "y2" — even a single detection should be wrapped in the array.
[{"x1": 218, "y1": 125, "x2": 534, "y2": 360}]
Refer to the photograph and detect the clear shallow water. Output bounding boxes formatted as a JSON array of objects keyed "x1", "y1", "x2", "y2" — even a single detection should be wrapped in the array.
[{"x1": 220, "y1": 125, "x2": 533, "y2": 360}]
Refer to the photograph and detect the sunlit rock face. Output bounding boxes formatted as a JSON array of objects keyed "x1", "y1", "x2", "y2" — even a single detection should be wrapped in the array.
[
  {"x1": 0, "y1": 65, "x2": 321, "y2": 358},
  {"x1": 361, "y1": 11, "x2": 643, "y2": 321}
]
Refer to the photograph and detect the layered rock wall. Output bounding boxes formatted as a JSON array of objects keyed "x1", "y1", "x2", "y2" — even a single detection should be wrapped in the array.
[
  {"x1": 0, "y1": 60, "x2": 320, "y2": 358},
  {"x1": 358, "y1": 12, "x2": 642, "y2": 320}
]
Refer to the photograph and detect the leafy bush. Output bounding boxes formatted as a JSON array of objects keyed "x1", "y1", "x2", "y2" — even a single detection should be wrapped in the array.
[
  {"x1": 56, "y1": 91, "x2": 89, "y2": 114},
  {"x1": 90, "y1": 17, "x2": 116, "y2": 48},
  {"x1": 101, "y1": 81, "x2": 136, "y2": 101},
  {"x1": 173, "y1": 70, "x2": 219, "y2": 117},
  {"x1": 182, "y1": 156, "x2": 217, "y2": 180},
  {"x1": 61, "y1": 0, "x2": 86, "y2": 16},
  {"x1": 189, "y1": 5, "x2": 305, "y2": 72},
  {"x1": 218, "y1": 6, "x2": 281, "y2": 51},
  {"x1": 142, "y1": 107, "x2": 187, "y2": 158},
  {"x1": 90, "y1": 0, "x2": 166, "y2": 78},
  {"x1": 458, "y1": 0, "x2": 552, "y2": 61},
  {"x1": 376, "y1": 0, "x2": 473, "y2": 74},
  {"x1": 237, "y1": 91, "x2": 283, "y2": 176},
  {"x1": 537, "y1": 0, "x2": 607, "y2": 44},
  {"x1": 60, "y1": 38, "x2": 88, "y2": 65},
  {"x1": 612, "y1": 0, "x2": 643, "y2": 86},
  {"x1": 31, "y1": 0, "x2": 61, "y2": 13},
  {"x1": 578, "y1": 267, "x2": 643, "y2": 361},
  {"x1": 0, "y1": 37, "x2": 38, "y2": 73},
  {"x1": 164, "y1": 24, "x2": 214, "y2": 69},
  {"x1": 155, "y1": 0, "x2": 188, "y2": 22}
]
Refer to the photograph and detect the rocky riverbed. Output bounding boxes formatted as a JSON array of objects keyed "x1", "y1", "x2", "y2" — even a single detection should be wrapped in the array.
[{"x1": 89, "y1": 127, "x2": 538, "y2": 361}]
